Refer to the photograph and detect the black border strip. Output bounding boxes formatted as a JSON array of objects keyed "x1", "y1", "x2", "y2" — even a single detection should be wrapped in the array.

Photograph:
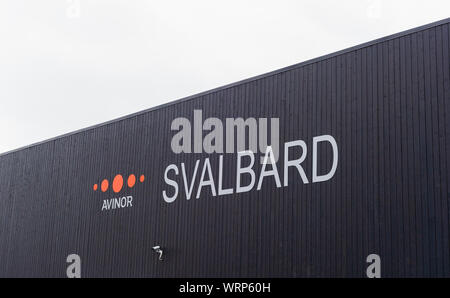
[{"x1": 1, "y1": 17, "x2": 449, "y2": 157}]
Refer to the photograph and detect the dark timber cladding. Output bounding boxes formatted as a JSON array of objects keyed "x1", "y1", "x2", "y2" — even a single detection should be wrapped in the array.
[{"x1": 0, "y1": 18, "x2": 449, "y2": 277}]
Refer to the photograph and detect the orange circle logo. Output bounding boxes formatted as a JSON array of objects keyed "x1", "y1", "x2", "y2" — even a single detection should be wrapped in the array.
[
  {"x1": 94, "y1": 173, "x2": 145, "y2": 193},
  {"x1": 101, "y1": 179, "x2": 109, "y2": 192},
  {"x1": 112, "y1": 174, "x2": 124, "y2": 193},
  {"x1": 128, "y1": 174, "x2": 136, "y2": 188}
]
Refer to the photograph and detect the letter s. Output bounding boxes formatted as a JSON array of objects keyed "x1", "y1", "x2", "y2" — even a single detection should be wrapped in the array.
[{"x1": 163, "y1": 164, "x2": 179, "y2": 203}]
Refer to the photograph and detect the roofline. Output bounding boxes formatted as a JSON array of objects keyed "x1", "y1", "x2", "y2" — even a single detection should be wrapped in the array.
[{"x1": 1, "y1": 17, "x2": 449, "y2": 158}]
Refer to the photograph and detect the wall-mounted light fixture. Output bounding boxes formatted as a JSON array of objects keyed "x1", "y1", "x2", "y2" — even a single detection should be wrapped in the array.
[{"x1": 152, "y1": 246, "x2": 163, "y2": 261}]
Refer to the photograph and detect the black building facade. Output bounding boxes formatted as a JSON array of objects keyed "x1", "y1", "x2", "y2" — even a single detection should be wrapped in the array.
[{"x1": 0, "y1": 18, "x2": 449, "y2": 277}]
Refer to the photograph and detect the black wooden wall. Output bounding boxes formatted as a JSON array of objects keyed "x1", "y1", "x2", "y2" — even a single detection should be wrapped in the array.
[{"x1": 0, "y1": 19, "x2": 449, "y2": 277}]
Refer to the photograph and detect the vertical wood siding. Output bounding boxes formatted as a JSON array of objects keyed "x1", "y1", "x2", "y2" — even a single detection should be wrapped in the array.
[{"x1": 0, "y1": 20, "x2": 449, "y2": 277}]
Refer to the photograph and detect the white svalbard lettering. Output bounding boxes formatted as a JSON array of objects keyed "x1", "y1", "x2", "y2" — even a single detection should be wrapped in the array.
[
  {"x1": 101, "y1": 196, "x2": 133, "y2": 211},
  {"x1": 162, "y1": 135, "x2": 338, "y2": 203}
]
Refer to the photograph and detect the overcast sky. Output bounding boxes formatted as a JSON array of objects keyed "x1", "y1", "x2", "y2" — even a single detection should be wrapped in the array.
[{"x1": 0, "y1": 0, "x2": 448, "y2": 154}]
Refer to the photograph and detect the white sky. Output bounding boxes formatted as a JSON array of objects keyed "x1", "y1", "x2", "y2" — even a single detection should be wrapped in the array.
[{"x1": 0, "y1": 0, "x2": 449, "y2": 154}]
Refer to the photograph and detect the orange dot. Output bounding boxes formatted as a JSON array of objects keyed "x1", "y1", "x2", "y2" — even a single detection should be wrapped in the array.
[
  {"x1": 101, "y1": 179, "x2": 109, "y2": 192},
  {"x1": 128, "y1": 174, "x2": 136, "y2": 188},
  {"x1": 93, "y1": 184, "x2": 98, "y2": 191},
  {"x1": 139, "y1": 174, "x2": 145, "y2": 183},
  {"x1": 112, "y1": 174, "x2": 124, "y2": 193}
]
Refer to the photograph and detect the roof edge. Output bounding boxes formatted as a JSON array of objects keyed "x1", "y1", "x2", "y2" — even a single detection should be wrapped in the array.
[{"x1": 1, "y1": 17, "x2": 449, "y2": 157}]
